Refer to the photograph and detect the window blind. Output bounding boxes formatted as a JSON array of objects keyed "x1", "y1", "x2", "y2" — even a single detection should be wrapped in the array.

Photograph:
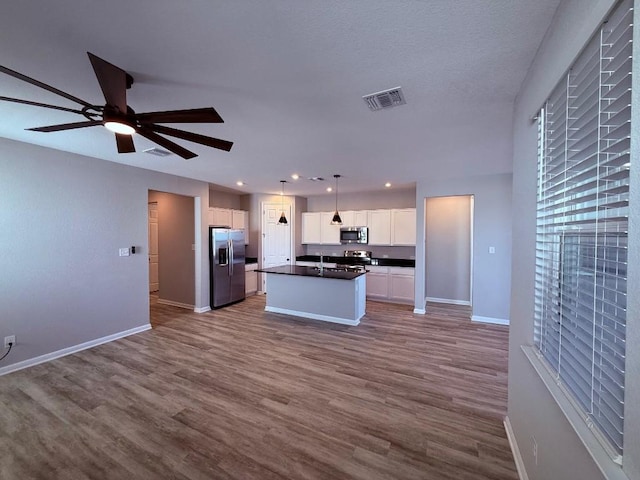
[{"x1": 534, "y1": 0, "x2": 631, "y2": 457}]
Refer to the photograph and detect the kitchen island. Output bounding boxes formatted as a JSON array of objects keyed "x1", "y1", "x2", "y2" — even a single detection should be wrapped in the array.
[{"x1": 257, "y1": 265, "x2": 366, "y2": 325}]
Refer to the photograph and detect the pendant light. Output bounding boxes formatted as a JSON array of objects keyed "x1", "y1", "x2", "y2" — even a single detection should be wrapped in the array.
[
  {"x1": 278, "y1": 180, "x2": 288, "y2": 225},
  {"x1": 331, "y1": 174, "x2": 342, "y2": 225}
]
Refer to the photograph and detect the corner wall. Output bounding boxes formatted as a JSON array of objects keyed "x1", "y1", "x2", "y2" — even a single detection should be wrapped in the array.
[
  {"x1": 0, "y1": 138, "x2": 210, "y2": 373},
  {"x1": 415, "y1": 174, "x2": 512, "y2": 322}
]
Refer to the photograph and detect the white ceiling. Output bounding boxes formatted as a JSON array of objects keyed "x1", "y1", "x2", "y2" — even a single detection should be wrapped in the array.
[{"x1": 0, "y1": 0, "x2": 561, "y2": 196}]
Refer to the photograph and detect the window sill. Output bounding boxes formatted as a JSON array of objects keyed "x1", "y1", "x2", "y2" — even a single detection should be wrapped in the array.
[{"x1": 521, "y1": 345, "x2": 629, "y2": 480}]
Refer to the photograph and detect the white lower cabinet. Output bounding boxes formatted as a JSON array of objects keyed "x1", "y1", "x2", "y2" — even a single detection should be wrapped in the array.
[
  {"x1": 366, "y1": 266, "x2": 414, "y2": 304},
  {"x1": 365, "y1": 266, "x2": 389, "y2": 299},
  {"x1": 389, "y1": 267, "x2": 414, "y2": 303},
  {"x1": 245, "y1": 264, "x2": 258, "y2": 296}
]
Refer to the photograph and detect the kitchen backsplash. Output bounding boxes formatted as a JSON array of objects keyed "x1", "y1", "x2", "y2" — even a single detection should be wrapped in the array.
[{"x1": 303, "y1": 244, "x2": 415, "y2": 260}]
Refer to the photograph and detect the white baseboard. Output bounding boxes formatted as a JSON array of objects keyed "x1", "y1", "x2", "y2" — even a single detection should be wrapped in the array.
[
  {"x1": 265, "y1": 306, "x2": 360, "y2": 326},
  {"x1": 413, "y1": 308, "x2": 426, "y2": 314},
  {"x1": 0, "y1": 324, "x2": 151, "y2": 377},
  {"x1": 194, "y1": 306, "x2": 211, "y2": 313},
  {"x1": 157, "y1": 298, "x2": 194, "y2": 310},
  {"x1": 472, "y1": 314, "x2": 510, "y2": 325},
  {"x1": 504, "y1": 416, "x2": 529, "y2": 480},
  {"x1": 426, "y1": 296, "x2": 471, "y2": 306}
]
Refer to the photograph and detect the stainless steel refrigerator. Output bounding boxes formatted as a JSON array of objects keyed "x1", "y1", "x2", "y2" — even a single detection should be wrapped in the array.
[{"x1": 209, "y1": 227, "x2": 246, "y2": 308}]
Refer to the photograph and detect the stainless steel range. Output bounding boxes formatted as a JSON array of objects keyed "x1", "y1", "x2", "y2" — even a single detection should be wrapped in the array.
[{"x1": 342, "y1": 250, "x2": 372, "y2": 271}]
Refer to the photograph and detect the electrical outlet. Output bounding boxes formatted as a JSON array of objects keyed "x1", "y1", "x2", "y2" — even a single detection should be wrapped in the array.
[
  {"x1": 4, "y1": 335, "x2": 15, "y2": 348},
  {"x1": 531, "y1": 436, "x2": 538, "y2": 465}
]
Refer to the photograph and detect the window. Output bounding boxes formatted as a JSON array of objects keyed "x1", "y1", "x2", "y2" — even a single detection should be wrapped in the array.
[{"x1": 534, "y1": 0, "x2": 632, "y2": 458}]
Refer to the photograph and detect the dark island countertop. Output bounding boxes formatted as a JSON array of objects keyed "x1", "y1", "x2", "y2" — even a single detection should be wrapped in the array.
[
  {"x1": 295, "y1": 255, "x2": 415, "y2": 268},
  {"x1": 257, "y1": 265, "x2": 366, "y2": 280}
]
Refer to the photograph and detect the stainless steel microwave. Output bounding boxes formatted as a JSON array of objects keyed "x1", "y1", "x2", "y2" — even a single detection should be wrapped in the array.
[{"x1": 340, "y1": 226, "x2": 368, "y2": 244}]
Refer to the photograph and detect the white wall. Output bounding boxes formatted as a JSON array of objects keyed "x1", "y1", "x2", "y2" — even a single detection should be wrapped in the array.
[
  {"x1": 0, "y1": 138, "x2": 210, "y2": 372},
  {"x1": 425, "y1": 195, "x2": 471, "y2": 304},
  {"x1": 509, "y1": 0, "x2": 640, "y2": 479},
  {"x1": 415, "y1": 174, "x2": 512, "y2": 322}
]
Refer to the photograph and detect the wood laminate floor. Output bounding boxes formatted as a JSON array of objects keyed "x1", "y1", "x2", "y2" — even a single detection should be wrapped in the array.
[{"x1": 0, "y1": 295, "x2": 517, "y2": 480}]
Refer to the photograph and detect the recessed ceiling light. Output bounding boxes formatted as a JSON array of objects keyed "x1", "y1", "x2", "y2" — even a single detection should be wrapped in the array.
[
  {"x1": 326, "y1": 187, "x2": 332, "y2": 192},
  {"x1": 236, "y1": 181, "x2": 244, "y2": 186},
  {"x1": 291, "y1": 174, "x2": 299, "y2": 180},
  {"x1": 385, "y1": 182, "x2": 391, "y2": 188}
]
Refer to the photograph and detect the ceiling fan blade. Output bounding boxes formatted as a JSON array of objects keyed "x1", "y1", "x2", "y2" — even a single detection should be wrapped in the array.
[
  {"x1": 149, "y1": 124, "x2": 233, "y2": 152},
  {"x1": 136, "y1": 126, "x2": 197, "y2": 159},
  {"x1": 87, "y1": 52, "x2": 127, "y2": 113},
  {"x1": 0, "y1": 65, "x2": 93, "y2": 108},
  {"x1": 135, "y1": 107, "x2": 224, "y2": 124},
  {"x1": 0, "y1": 96, "x2": 86, "y2": 115},
  {"x1": 116, "y1": 134, "x2": 135, "y2": 153},
  {"x1": 27, "y1": 120, "x2": 102, "y2": 132}
]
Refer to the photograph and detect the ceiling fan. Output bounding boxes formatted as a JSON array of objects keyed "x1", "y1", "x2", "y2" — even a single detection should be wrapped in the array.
[{"x1": 0, "y1": 52, "x2": 233, "y2": 159}]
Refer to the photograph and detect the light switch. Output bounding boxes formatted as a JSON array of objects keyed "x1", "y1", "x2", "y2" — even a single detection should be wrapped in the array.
[
  {"x1": 489, "y1": 246, "x2": 496, "y2": 254},
  {"x1": 119, "y1": 247, "x2": 130, "y2": 257}
]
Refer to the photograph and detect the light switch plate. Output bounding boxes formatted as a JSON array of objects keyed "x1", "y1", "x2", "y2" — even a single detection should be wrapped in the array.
[{"x1": 119, "y1": 247, "x2": 130, "y2": 257}]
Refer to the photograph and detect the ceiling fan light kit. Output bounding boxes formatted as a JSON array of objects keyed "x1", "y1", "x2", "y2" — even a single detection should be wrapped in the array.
[{"x1": 0, "y1": 52, "x2": 233, "y2": 159}]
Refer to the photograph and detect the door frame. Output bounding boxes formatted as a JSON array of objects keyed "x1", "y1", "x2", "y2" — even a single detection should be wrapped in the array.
[{"x1": 260, "y1": 200, "x2": 294, "y2": 292}]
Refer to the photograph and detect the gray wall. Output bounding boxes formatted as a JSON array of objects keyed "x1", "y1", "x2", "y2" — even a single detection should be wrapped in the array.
[
  {"x1": 149, "y1": 191, "x2": 195, "y2": 307},
  {"x1": 425, "y1": 195, "x2": 471, "y2": 304},
  {"x1": 415, "y1": 173, "x2": 512, "y2": 322},
  {"x1": 510, "y1": 0, "x2": 640, "y2": 479},
  {"x1": 209, "y1": 187, "x2": 243, "y2": 209},
  {"x1": 0, "y1": 138, "x2": 210, "y2": 371},
  {"x1": 306, "y1": 187, "x2": 415, "y2": 211}
]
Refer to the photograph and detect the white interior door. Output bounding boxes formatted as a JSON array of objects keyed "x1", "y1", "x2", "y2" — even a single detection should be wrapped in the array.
[
  {"x1": 261, "y1": 202, "x2": 292, "y2": 292},
  {"x1": 148, "y1": 202, "x2": 159, "y2": 292}
]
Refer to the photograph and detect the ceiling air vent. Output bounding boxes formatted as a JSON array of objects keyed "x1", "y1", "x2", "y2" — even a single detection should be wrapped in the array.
[
  {"x1": 363, "y1": 86, "x2": 406, "y2": 111},
  {"x1": 143, "y1": 147, "x2": 172, "y2": 157}
]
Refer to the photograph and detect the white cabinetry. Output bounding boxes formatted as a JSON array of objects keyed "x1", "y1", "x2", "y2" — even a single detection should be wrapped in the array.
[
  {"x1": 367, "y1": 209, "x2": 392, "y2": 245},
  {"x1": 366, "y1": 266, "x2": 414, "y2": 304},
  {"x1": 210, "y1": 207, "x2": 232, "y2": 227},
  {"x1": 366, "y1": 266, "x2": 389, "y2": 299},
  {"x1": 320, "y1": 212, "x2": 341, "y2": 244},
  {"x1": 391, "y1": 209, "x2": 416, "y2": 246},
  {"x1": 389, "y1": 267, "x2": 414, "y2": 303},
  {"x1": 354, "y1": 210, "x2": 368, "y2": 227},
  {"x1": 209, "y1": 208, "x2": 249, "y2": 244},
  {"x1": 302, "y1": 212, "x2": 322, "y2": 244},
  {"x1": 245, "y1": 263, "x2": 258, "y2": 295},
  {"x1": 232, "y1": 210, "x2": 246, "y2": 230},
  {"x1": 301, "y1": 207, "x2": 415, "y2": 246}
]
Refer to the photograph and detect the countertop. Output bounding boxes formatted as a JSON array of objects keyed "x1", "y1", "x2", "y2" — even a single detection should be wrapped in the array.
[
  {"x1": 257, "y1": 265, "x2": 366, "y2": 280},
  {"x1": 295, "y1": 255, "x2": 415, "y2": 268}
]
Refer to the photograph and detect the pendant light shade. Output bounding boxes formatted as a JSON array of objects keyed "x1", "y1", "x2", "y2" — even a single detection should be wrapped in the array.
[
  {"x1": 278, "y1": 180, "x2": 288, "y2": 225},
  {"x1": 330, "y1": 174, "x2": 343, "y2": 225}
]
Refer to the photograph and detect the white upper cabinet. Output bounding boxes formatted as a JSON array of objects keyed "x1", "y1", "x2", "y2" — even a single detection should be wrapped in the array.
[
  {"x1": 353, "y1": 210, "x2": 368, "y2": 227},
  {"x1": 302, "y1": 212, "x2": 322, "y2": 244},
  {"x1": 391, "y1": 208, "x2": 416, "y2": 246},
  {"x1": 301, "y1": 207, "x2": 415, "y2": 246},
  {"x1": 367, "y1": 209, "x2": 392, "y2": 245},
  {"x1": 232, "y1": 209, "x2": 246, "y2": 230},
  {"x1": 210, "y1": 207, "x2": 232, "y2": 227},
  {"x1": 320, "y1": 212, "x2": 341, "y2": 244}
]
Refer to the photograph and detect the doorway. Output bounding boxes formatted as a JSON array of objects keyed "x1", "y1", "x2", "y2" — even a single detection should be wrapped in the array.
[
  {"x1": 260, "y1": 202, "x2": 292, "y2": 292},
  {"x1": 148, "y1": 191, "x2": 196, "y2": 310},
  {"x1": 424, "y1": 195, "x2": 473, "y2": 306},
  {"x1": 148, "y1": 202, "x2": 159, "y2": 293}
]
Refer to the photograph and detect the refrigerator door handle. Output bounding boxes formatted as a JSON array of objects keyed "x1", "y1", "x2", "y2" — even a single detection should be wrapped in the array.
[{"x1": 229, "y1": 239, "x2": 233, "y2": 276}]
